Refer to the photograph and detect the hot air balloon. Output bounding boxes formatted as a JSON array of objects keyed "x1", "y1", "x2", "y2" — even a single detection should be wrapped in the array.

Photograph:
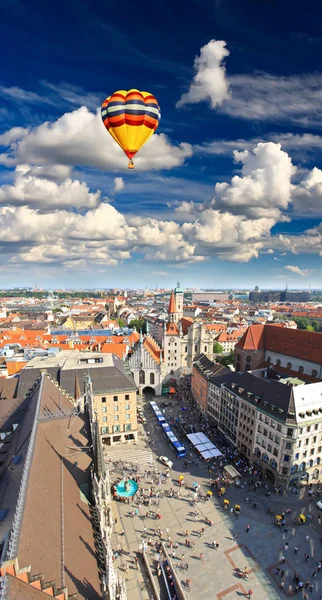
[{"x1": 101, "y1": 89, "x2": 161, "y2": 169}]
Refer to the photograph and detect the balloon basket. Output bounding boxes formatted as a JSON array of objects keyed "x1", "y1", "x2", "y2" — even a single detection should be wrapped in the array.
[{"x1": 128, "y1": 160, "x2": 135, "y2": 169}]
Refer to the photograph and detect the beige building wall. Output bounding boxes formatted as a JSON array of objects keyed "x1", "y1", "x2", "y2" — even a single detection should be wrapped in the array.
[{"x1": 93, "y1": 389, "x2": 138, "y2": 445}]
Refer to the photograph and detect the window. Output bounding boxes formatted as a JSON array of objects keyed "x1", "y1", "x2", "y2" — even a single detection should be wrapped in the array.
[
  {"x1": 113, "y1": 395, "x2": 118, "y2": 402},
  {"x1": 299, "y1": 428, "x2": 303, "y2": 434},
  {"x1": 287, "y1": 428, "x2": 293, "y2": 438},
  {"x1": 299, "y1": 366, "x2": 304, "y2": 373},
  {"x1": 125, "y1": 404, "x2": 130, "y2": 410},
  {"x1": 150, "y1": 372, "x2": 155, "y2": 385},
  {"x1": 139, "y1": 370, "x2": 145, "y2": 384},
  {"x1": 114, "y1": 405, "x2": 118, "y2": 412},
  {"x1": 204, "y1": 346, "x2": 207, "y2": 352},
  {"x1": 102, "y1": 407, "x2": 107, "y2": 413},
  {"x1": 314, "y1": 436, "x2": 317, "y2": 443},
  {"x1": 305, "y1": 438, "x2": 309, "y2": 445},
  {"x1": 125, "y1": 394, "x2": 129, "y2": 400},
  {"x1": 113, "y1": 425, "x2": 120, "y2": 433},
  {"x1": 102, "y1": 416, "x2": 107, "y2": 423},
  {"x1": 284, "y1": 455, "x2": 290, "y2": 462},
  {"x1": 125, "y1": 413, "x2": 130, "y2": 420},
  {"x1": 295, "y1": 453, "x2": 299, "y2": 460},
  {"x1": 298, "y1": 440, "x2": 302, "y2": 447},
  {"x1": 315, "y1": 424, "x2": 319, "y2": 431},
  {"x1": 312, "y1": 369, "x2": 318, "y2": 378},
  {"x1": 125, "y1": 424, "x2": 132, "y2": 431},
  {"x1": 282, "y1": 467, "x2": 288, "y2": 475},
  {"x1": 286, "y1": 442, "x2": 292, "y2": 450},
  {"x1": 311, "y1": 448, "x2": 315, "y2": 455},
  {"x1": 277, "y1": 424, "x2": 282, "y2": 432},
  {"x1": 307, "y1": 426, "x2": 311, "y2": 433},
  {"x1": 114, "y1": 415, "x2": 119, "y2": 421},
  {"x1": 102, "y1": 396, "x2": 106, "y2": 403},
  {"x1": 303, "y1": 450, "x2": 307, "y2": 458},
  {"x1": 273, "y1": 448, "x2": 278, "y2": 457},
  {"x1": 101, "y1": 427, "x2": 108, "y2": 434},
  {"x1": 287, "y1": 362, "x2": 292, "y2": 369}
]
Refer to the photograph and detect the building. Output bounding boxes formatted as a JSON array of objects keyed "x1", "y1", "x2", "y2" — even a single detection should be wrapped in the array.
[
  {"x1": 204, "y1": 363, "x2": 322, "y2": 488},
  {"x1": 18, "y1": 349, "x2": 138, "y2": 446},
  {"x1": 129, "y1": 330, "x2": 164, "y2": 395},
  {"x1": 249, "y1": 288, "x2": 311, "y2": 303},
  {"x1": 235, "y1": 324, "x2": 322, "y2": 380},
  {"x1": 192, "y1": 291, "x2": 229, "y2": 304},
  {"x1": 192, "y1": 353, "x2": 230, "y2": 413}
]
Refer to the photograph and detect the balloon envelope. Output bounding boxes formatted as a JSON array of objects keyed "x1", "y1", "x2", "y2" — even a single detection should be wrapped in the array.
[{"x1": 101, "y1": 89, "x2": 161, "y2": 165}]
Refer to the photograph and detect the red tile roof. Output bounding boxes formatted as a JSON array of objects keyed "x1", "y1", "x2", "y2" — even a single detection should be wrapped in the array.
[
  {"x1": 237, "y1": 324, "x2": 322, "y2": 364},
  {"x1": 165, "y1": 322, "x2": 179, "y2": 336},
  {"x1": 144, "y1": 335, "x2": 163, "y2": 364},
  {"x1": 168, "y1": 292, "x2": 177, "y2": 314}
]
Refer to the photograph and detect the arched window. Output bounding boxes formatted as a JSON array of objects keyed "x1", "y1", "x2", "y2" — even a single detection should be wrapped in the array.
[
  {"x1": 317, "y1": 457, "x2": 321, "y2": 465},
  {"x1": 309, "y1": 459, "x2": 314, "y2": 468},
  {"x1": 287, "y1": 362, "x2": 292, "y2": 369},
  {"x1": 312, "y1": 369, "x2": 318, "y2": 378},
  {"x1": 262, "y1": 453, "x2": 269, "y2": 463},
  {"x1": 291, "y1": 464, "x2": 298, "y2": 473},
  {"x1": 254, "y1": 448, "x2": 261, "y2": 458},
  {"x1": 150, "y1": 372, "x2": 155, "y2": 385},
  {"x1": 299, "y1": 366, "x2": 304, "y2": 373},
  {"x1": 276, "y1": 359, "x2": 281, "y2": 366},
  {"x1": 299, "y1": 461, "x2": 306, "y2": 472},
  {"x1": 139, "y1": 369, "x2": 145, "y2": 385},
  {"x1": 270, "y1": 459, "x2": 277, "y2": 470}
]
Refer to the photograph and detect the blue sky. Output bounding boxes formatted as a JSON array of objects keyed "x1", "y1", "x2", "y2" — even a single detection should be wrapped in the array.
[{"x1": 0, "y1": 0, "x2": 321, "y2": 289}]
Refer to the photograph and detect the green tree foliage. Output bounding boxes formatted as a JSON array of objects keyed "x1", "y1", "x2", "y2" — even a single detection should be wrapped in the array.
[
  {"x1": 213, "y1": 341, "x2": 224, "y2": 354},
  {"x1": 129, "y1": 318, "x2": 147, "y2": 334},
  {"x1": 217, "y1": 350, "x2": 235, "y2": 367},
  {"x1": 117, "y1": 318, "x2": 126, "y2": 328}
]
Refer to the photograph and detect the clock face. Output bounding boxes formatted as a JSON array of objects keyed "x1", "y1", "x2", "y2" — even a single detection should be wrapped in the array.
[{"x1": 170, "y1": 337, "x2": 175, "y2": 342}]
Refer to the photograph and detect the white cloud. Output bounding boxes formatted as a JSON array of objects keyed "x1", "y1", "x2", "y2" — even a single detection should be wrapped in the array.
[
  {"x1": 292, "y1": 167, "x2": 322, "y2": 214},
  {"x1": 0, "y1": 107, "x2": 192, "y2": 172},
  {"x1": 176, "y1": 40, "x2": 230, "y2": 109},
  {"x1": 211, "y1": 142, "x2": 296, "y2": 219},
  {"x1": 152, "y1": 270, "x2": 169, "y2": 276},
  {"x1": 285, "y1": 265, "x2": 312, "y2": 276},
  {"x1": 0, "y1": 165, "x2": 101, "y2": 210},
  {"x1": 113, "y1": 177, "x2": 124, "y2": 192}
]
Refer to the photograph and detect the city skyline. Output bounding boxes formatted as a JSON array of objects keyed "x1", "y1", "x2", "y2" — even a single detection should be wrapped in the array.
[{"x1": 0, "y1": 1, "x2": 321, "y2": 286}]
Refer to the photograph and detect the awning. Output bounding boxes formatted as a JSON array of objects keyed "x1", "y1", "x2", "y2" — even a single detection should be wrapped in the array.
[{"x1": 223, "y1": 465, "x2": 241, "y2": 480}]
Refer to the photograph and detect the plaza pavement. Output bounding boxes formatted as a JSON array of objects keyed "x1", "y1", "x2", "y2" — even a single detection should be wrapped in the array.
[{"x1": 108, "y1": 397, "x2": 322, "y2": 600}]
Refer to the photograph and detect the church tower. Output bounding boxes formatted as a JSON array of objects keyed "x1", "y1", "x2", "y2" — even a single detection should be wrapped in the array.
[
  {"x1": 174, "y1": 281, "x2": 183, "y2": 320},
  {"x1": 168, "y1": 291, "x2": 178, "y2": 323}
]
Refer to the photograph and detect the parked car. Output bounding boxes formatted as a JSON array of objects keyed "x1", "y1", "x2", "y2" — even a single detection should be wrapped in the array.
[
  {"x1": 316, "y1": 500, "x2": 322, "y2": 510},
  {"x1": 159, "y1": 456, "x2": 173, "y2": 469}
]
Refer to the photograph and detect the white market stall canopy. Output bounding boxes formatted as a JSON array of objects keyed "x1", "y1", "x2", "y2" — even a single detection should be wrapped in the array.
[{"x1": 186, "y1": 432, "x2": 222, "y2": 459}]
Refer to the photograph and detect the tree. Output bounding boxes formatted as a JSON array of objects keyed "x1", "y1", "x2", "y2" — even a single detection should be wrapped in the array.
[
  {"x1": 217, "y1": 350, "x2": 235, "y2": 368},
  {"x1": 213, "y1": 341, "x2": 223, "y2": 354},
  {"x1": 117, "y1": 318, "x2": 126, "y2": 328},
  {"x1": 129, "y1": 318, "x2": 147, "y2": 334}
]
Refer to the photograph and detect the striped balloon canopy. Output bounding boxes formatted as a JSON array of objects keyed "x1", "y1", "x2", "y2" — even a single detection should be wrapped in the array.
[{"x1": 101, "y1": 89, "x2": 161, "y2": 169}]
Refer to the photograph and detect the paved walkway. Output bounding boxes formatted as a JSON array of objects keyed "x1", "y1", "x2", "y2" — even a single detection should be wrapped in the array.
[{"x1": 107, "y1": 397, "x2": 322, "y2": 600}]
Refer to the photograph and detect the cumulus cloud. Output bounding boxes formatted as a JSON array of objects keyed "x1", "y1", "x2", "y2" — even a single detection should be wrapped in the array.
[
  {"x1": 176, "y1": 40, "x2": 230, "y2": 109},
  {"x1": 0, "y1": 107, "x2": 192, "y2": 172},
  {"x1": 292, "y1": 167, "x2": 322, "y2": 214},
  {"x1": 0, "y1": 165, "x2": 101, "y2": 210},
  {"x1": 210, "y1": 142, "x2": 296, "y2": 219},
  {"x1": 113, "y1": 177, "x2": 124, "y2": 192},
  {"x1": 285, "y1": 265, "x2": 312, "y2": 276}
]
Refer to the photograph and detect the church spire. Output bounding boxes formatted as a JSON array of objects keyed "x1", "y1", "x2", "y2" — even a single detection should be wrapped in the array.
[{"x1": 140, "y1": 329, "x2": 143, "y2": 344}]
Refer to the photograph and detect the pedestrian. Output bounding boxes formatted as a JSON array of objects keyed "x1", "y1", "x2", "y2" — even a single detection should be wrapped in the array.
[
  {"x1": 212, "y1": 540, "x2": 217, "y2": 549},
  {"x1": 246, "y1": 590, "x2": 253, "y2": 599},
  {"x1": 200, "y1": 552, "x2": 204, "y2": 562},
  {"x1": 125, "y1": 564, "x2": 129, "y2": 573},
  {"x1": 284, "y1": 542, "x2": 289, "y2": 552},
  {"x1": 312, "y1": 570, "x2": 317, "y2": 578},
  {"x1": 181, "y1": 554, "x2": 185, "y2": 560},
  {"x1": 306, "y1": 535, "x2": 310, "y2": 543},
  {"x1": 305, "y1": 553, "x2": 309, "y2": 562},
  {"x1": 246, "y1": 525, "x2": 250, "y2": 533},
  {"x1": 276, "y1": 567, "x2": 280, "y2": 575},
  {"x1": 115, "y1": 517, "x2": 118, "y2": 525},
  {"x1": 280, "y1": 581, "x2": 285, "y2": 590},
  {"x1": 185, "y1": 530, "x2": 189, "y2": 536},
  {"x1": 294, "y1": 545, "x2": 298, "y2": 554},
  {"x1": 288, "y1": 584, "x2": 293, "y2": 594},
  {"x1": 157, "y1": 566, "x2": 161, "y2": 577},
  {"x1": 281, "y1": 555, "x2": 285, "y2": 564},
  {"x1": 135, "y1": 556, "x2": 138, "y2": 569},
  {"x1": 281, "y1": 570, "x2": 284, "y2": 578}
]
